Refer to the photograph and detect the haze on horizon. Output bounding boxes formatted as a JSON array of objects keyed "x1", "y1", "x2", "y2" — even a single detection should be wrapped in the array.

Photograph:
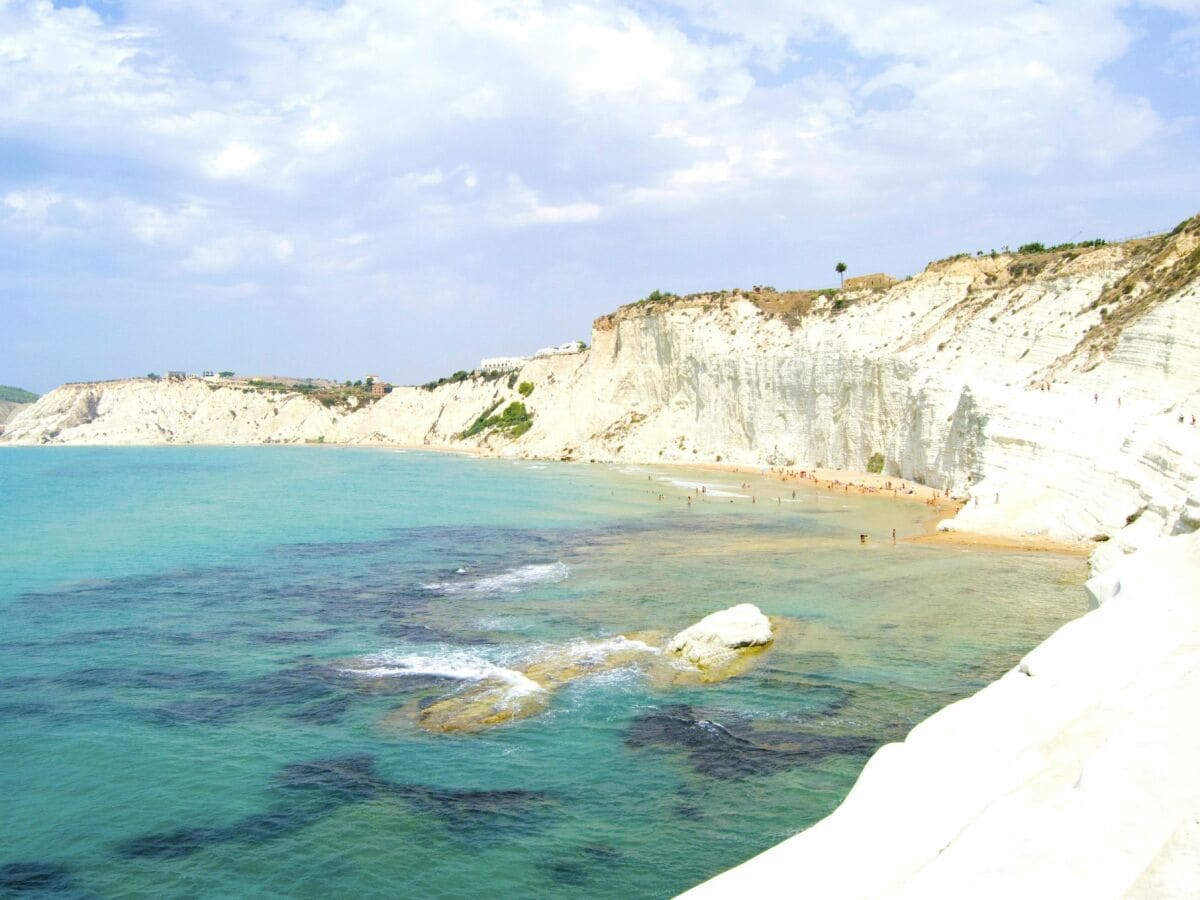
[{"x1": 2, "y1": 0, "x2": 1198, "y2": 394}]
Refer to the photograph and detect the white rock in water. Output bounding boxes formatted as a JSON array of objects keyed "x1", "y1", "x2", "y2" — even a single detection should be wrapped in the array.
[{"x1": 668, "y1": 603, "x2": 773, "y2": 668}]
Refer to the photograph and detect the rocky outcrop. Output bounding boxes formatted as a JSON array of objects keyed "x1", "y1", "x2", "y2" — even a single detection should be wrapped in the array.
[
  {"x1": 356, "y1": 607, "x2": 775, "y2": 734},
  {"x1": 667, "y1": 604, "x2": 773, "y2": 677}
]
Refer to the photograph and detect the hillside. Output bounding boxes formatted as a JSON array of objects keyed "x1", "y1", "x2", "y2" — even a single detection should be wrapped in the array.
[
  {"x1": 0, "y1": 385, "x2": 38, "y2": 428},
  {"x1": 0, "y1": 385, "x2": 38, "y2": 404}
]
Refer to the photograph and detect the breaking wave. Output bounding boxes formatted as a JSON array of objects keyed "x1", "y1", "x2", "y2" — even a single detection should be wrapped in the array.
[
  {"x1": 340, "y1": 648, "x2": 544, "y2": 699},
  {"x1": 422, "y1": 561, "x2": 570, "y2": 594},
  {"x1": 657, "y1": 477, "x2": 749, "y2": 499}
]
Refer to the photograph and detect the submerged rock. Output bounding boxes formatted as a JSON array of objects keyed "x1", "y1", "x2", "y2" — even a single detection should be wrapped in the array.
[
  {"x1": 667, "y1": 603, "x2": 773, "y2": 679},
  {"x1": 417, "y1": 678, "x2": 551, "y2": 733},
  {"x1": 415, "y1": 636, "x2": 659, "y2": 733},
  {"x1": 372, "y1": 609, "x2": 774, "y2": 733},
  {"x1": 626, "y1": 704, "x2": 879, "y2": 780}
]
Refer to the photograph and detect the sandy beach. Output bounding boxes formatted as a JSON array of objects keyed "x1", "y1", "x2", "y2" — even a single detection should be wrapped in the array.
[
  {"x1": 653, "y1": 458, "x2": 1090, "y2": 555},
  {"x1": 357, "y1": 442, "x2": 1089, "y2": 557}
]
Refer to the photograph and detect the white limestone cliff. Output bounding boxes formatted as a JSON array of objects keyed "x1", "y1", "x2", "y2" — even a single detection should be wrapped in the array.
[
  {"x1": 683, "y1": 528, "x2": 1200, "y2": 899},
  {"x1": 7, "y1": 218, "x2": 1197, "y2": 559}
]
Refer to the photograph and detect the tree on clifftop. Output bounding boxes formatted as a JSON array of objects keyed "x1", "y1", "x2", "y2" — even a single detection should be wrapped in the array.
[{"x1": 836, "y1": 261, "x2": 847, "y2": 287}]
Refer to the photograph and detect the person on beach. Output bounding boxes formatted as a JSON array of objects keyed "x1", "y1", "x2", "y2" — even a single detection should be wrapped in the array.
[
  {"x1": 859, "y1": 533, "x2": 867, "y2": 544},
  {"x1": 892, "y1": 528, "x2": 896, "y2": 545}
]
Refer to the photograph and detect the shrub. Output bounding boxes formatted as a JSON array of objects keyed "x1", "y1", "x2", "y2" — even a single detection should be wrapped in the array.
[
  {"x1": 219, "y1": 371, "x2": 235, "y2": 378},
  {"x1": 460, "y1": 400, "x2": 533, "y2": 439},
  {"x1": 641, "y1": 289, "x2": 678, "y2": 304},
  {"x1": 499, "y1": 401, "x2": 527, "y2": 424},
  {"x1": 1009, "y1": 260, "x2": 1046, "y2": 278},
  {"x1": 1018, "y1": 242, "x2": 1047, "y2": 254},
  {"x1": 421, "y1": 369, "x2": 473, "y2": 391},
  {"x1": 518, "y1": 381, "x2": 534, "y2": 397},
  {"x1": 867, "y1": 452, "x2": 885, "y2": 474},
  {"x1": 462, "y1": 401, "x2": 503, "y2": 438}
]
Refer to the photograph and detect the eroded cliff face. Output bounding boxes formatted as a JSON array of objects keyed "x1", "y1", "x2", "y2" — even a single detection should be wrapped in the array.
[
  {"x1": 6, "y1": 217, "x2": 1199, "y2": 555},
  {"x1": 0, "y1": 400, "x2": 31, "y2": 428}
]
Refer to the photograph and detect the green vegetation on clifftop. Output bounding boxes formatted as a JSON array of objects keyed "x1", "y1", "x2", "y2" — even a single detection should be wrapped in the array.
[{"x1": 0, "y1": 385, "x2": 38, "y2": 403}]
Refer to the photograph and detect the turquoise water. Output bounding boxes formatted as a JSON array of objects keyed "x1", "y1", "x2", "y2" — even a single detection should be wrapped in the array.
[{"x1": 0, "y1": 447, "x2": 1084, "y2": 898}]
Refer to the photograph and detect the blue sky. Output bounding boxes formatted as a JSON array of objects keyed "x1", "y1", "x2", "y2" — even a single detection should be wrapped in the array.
[{"x1": 2, "y1": 0, "x2": 1198, "y2": 392}]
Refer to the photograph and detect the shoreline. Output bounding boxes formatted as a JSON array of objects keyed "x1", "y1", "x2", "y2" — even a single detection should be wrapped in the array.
[{"x1": 2, "y1": 436, "x2": 1091, "y2": 557}]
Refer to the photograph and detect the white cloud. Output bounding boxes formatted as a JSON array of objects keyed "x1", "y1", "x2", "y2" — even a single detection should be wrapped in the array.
[
  {"x1": 502, "y1": 176, "x2": 604, "y2": 226},
  {"x1": 207, "y1": 142, "x2": 266, "y2": 178},
  {"x1": 182, "y1": 230, "x2": 294, "y2": 273},
  {"x1": 515, "y1": 200, "x2": 604, "y2": 225},
  {"x1": 1, "y1": 0, "x2": 1182, "y2": 215},
  {"x1": 1, "y1": 188, "x2": 92, "y2": 237},
  {"x1": 0, "y1": 0, "x2": 1196, "y2": 369}
]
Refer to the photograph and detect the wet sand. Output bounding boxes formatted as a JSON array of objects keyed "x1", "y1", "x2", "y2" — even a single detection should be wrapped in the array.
[
  {"x1": 688, "y1": 460, "x2": 1090, "y2": 556},
  {"x1": 363, "y1": 442, "x2": 1090, "y2": 558}
]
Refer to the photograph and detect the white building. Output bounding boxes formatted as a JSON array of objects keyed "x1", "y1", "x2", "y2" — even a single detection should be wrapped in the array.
[
  {"x1": 480, "y1": 356, "x2": 529, "y2": 373},
  {"x1": 533, "y1": 341, "x2": 586, "y2": 359}
]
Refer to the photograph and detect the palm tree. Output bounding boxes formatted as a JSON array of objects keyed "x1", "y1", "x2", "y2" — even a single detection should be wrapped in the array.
[{"x1": 835, "y1": 261, "x2": 847, "y2": 288}]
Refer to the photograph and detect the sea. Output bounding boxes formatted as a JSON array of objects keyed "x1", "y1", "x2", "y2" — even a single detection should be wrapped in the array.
[{"x1": 0, "y1": 446, "x2": 1085, "y2": 898}]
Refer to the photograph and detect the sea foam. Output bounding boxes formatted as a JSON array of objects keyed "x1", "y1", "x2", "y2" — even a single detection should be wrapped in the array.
[
  {"x1": 423, "y1": 561, "x2": 569, "y2": 594},
  {"x1": 342, "y1": 649, "x2": 544, "y2": 698},
  {"x1": 657, "y1": 477, "x2": 749, "y2": 499}
]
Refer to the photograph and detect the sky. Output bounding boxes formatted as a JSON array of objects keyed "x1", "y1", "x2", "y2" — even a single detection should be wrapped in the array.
[{"x1": 1, "y1": 0, "x2": 1198, "y2": 392}]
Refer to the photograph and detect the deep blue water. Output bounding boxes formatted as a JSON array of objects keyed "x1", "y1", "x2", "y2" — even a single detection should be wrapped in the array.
[{"x1": 0, "y1": 447, "x2": 1084, "y2": 897}]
